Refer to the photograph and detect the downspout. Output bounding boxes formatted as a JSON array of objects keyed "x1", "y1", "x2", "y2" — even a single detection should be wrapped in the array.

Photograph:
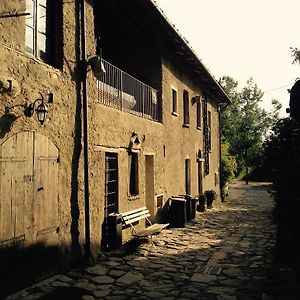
[{"x1": 80, "y1": 0, "x2": 91, "y2": 260}]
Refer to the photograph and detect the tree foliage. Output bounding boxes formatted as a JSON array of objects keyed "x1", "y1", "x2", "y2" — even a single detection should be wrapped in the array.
[
  {"x1": 264, "y1": 117, "x2": 300, "y2": 261},
  {"x1": 220, "y1": 137, "x2": 237, "y2": 199},
  {"x1": 290, "y1": 47, "x2": 300, "y2": 65},
  {"x1": 219, "y1": 76, "x2": 281, "y2": 180}
]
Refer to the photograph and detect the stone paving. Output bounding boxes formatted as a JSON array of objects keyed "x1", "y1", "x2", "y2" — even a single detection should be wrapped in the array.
[{"x1": 7, "y1": 181, "x2": 278, "y2": 300}]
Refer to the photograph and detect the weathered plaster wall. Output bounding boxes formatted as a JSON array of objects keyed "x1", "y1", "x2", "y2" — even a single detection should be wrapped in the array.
[
  {"x1": 87, "y1": 98, "x2": 165, "y2": 243},
  {"x1": 0, "y1": 0, "x2": 222, "y2": 261},
  {"x1": 0, "y1": 0, "x2": 96, "y2": 256},
  {"x1": 161, "y1": 58, "x2": 221, "y2": 200}
]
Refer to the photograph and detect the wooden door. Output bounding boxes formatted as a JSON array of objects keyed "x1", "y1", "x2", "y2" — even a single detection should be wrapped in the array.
[
  {"x1": 34, "y1": 133, "x2": 59, "y2": 246},
  {"x1": 0, "y1": 132, "x2": 34, "y2": 246},
  {"x1": 0, "y1": 131, "x2": 59, "y2": 247}
]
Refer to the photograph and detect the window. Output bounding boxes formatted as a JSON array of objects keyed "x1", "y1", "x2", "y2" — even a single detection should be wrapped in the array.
[
  {"x1": 172, "y1": 88, "x2": 178, "y2": 115},
  {"x1": 196, "y1": 101, "x2": 201, "y2": 128},
  {"x1": 203, "y1": 96, "x2": 210, "y2": 176},
  {"x1": 105, "y1": 153, "x2": 118, "y2": 215},
  {"x1": 208, "y1": 111, "x2": 212, "y2": 151},
  {"x1": 185, "y1": 158, "x2": 191, "y2": 195},
  {"x1": 129, "y1": 152, "x2": 139, "y2": 196},
  {"x1": 183, "y1": 90, "x2": 190, "y2": 126},
  {"x1": 25, "y1": 0, "x2": 62, "y2": 67}
]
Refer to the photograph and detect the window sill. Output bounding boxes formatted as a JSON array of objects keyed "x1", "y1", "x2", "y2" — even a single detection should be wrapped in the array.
[
  {"x1": 196, "y1": 126, "x2": 202, "y2": 130},
  {"x1": 2, "y1": 44, "x2": 62, "y2": 72},
  {"x1": 172, "y1": 112, "x2": 179, "y2": 117},
  {"x1": 128, "y1": 195, "x2": 140, "y2": 201},
  {"x1": 183, "y1": 124, "x2": 190, "y2": 128}
]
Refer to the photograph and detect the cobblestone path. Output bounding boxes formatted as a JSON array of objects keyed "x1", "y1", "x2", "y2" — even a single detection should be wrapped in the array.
[{"x1": 7, "y1": 181, "x2": 278, "y2": 300}]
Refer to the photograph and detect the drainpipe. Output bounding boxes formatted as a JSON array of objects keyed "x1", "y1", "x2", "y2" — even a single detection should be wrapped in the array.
[{"x1": 80, "y1": 0, "x2": 91, "y2": 260}]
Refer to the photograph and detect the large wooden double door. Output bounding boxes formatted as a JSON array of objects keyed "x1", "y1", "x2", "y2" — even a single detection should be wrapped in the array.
[{"x1": 0, "y1": 131, "x2": 59, "y2": 247}]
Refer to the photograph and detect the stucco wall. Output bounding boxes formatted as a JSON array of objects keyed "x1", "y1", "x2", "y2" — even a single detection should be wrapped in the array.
[
  {"x1": 0, "y1": 0, "x2": 223, "y2": 262},
  {"x1": 161, "y1": 58, "x2": 221, "y2": 200},
  {"x1": 0, "y1": 0, "x2": 96, "y2": 255}
]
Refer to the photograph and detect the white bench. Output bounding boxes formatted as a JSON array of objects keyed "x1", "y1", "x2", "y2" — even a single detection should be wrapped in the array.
[{"x1": 122, "y1": 207, "x2": 169, "y2": 238}]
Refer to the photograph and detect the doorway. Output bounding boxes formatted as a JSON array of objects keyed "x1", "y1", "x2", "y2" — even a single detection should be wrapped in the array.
[
  {"x1": 145, "y1": 155, "x2": 155, "y2": 221},
  {"x1": 198, "y1": 150, "x2": 203, "y2": 195},
  {"x1": 102, "y1": 152, "x2": 119, "y2": 250},
  {"x1": 0, "y1": 131, "x2": 59, "y2": 247},
  {"x1": 185, "y1": 158, "x2": 191, "y2": 195},
  {"x1": 0, "y1": 131, "x2": 59, "y2": 295}
]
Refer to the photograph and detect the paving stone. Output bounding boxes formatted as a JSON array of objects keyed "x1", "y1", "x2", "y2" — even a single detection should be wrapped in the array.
[
  {"x1": 56, "y1": 275, "x2": 73, "y2": 283},
  {"x1": 190, "y1": 273, "x2": 217, "y2": 283},
  {"x1": 90, "y1": 275, "x2": 114, "y2": 284},
  {"x1": 51, "y1": 281, "x2": 70, "y2": 288},
  {"x1": 222, "y1": 267, "x2": 244, "y2": 277},
  {"x1": 81, "y1": 296, "x2": 94, "y2": 300},
  {"x1": 108, "y1": 269, "x2": 126, "y2": 278},
  {"x1": 116, "y1": 271, "x2": 144, "y2": 285},
  {"x1": 212, "y1": 251, "x2": 227, "y2": 260},
  {"x1": 143, "y1": 291, "x2": 165, "y2": 298},
  {"x1": 73, "y1": 282, "x2": 96, "y2": 292},
  {"x1": 102, "y1": 261, "x2": 121, "y2": 267},
  {"x1": 86, "y1": 265, "x2": 108, "y2": 276}
]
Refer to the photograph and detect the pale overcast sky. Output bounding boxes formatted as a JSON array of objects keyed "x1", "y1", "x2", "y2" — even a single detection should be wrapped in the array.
[{"x1": 154, "y1": 0, "x2": 300, "y2": 116}]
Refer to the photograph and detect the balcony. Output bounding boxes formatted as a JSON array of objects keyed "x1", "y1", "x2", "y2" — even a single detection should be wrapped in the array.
[{"x1": 97, "y1": 59, "x2": 159, "y2": 122}]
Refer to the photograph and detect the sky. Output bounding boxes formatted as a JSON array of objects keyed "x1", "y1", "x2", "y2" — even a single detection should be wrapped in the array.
[{"x1": 154, "y1": 0, "x2": 300, "y2": 116}]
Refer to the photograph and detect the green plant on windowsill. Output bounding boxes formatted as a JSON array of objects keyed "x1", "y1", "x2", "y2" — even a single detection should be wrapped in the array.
[{"x1": 205, "y1": 190, "x2": 217, "y2": 209}]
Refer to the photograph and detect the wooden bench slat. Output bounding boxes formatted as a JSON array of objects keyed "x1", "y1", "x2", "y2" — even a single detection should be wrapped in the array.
[
  {"x1": 122, "y1": 207, "x2": 148, "y2": 217},
  {"x1": 123, "y1": 209, "x2": 149, "y2": 220},
  {"x1": 121, "y1": 207, "x2": 169, "y2": 239},
  {"x1": 123, "y1": 212, "x2": 151, "y2": 225}
]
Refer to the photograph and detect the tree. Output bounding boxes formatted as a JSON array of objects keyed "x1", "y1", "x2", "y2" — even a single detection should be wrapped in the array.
[
  {"x1": 290, "y1": 47, "x2": 300, "y2": 65},
  {"x1": 219, "y1": 76, "x2": 281, "y2": 182}
]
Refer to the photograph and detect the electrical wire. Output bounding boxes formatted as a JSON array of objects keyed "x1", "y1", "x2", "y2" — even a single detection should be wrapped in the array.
[{"x1": 264, "y1": 83, "x2": 294, "y2": 93}]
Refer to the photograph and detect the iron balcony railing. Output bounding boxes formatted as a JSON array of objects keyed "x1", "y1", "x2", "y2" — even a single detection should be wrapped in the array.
[{"x1": 97, "y1": 59, "x2": 159, "y2": 122}]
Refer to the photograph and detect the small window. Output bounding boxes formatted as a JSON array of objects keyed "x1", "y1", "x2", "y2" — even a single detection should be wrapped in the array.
[
  {"x1": 196, "y1": 101, "x2": 201, "y2": 128},
  {"x1": 25, "y1": 0, "x2": 62, "y2": 68},
  {"x1": 172, "y1": 88, "x2": 178, "y2": 115},
  {"x1": 208, "y1": 111, "x2": 212, "y2": 151},
  {"x1": 208, "y1": 111, "x2": 212, "y2": 128},
  {"x1": 183, "y1": 90, "x2": 190, "y2": 126},
  {"x1": 129, "y1": 152, "x2": 139, "y2": 196}
]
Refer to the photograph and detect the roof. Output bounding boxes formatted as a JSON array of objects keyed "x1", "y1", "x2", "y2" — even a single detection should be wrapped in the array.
[
  {"x1": 94, "y1": 0, "x2": 231, "y2": 104},
  {"x1": 149, "y1": 0, "x2": 231, "y2": 104}
]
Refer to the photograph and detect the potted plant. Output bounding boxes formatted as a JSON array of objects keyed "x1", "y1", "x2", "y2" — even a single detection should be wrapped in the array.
[
  {"x1": 197, "y1": 194, "x2": 206, "y2": 212},
  {"x1": 205, "y1": 190, "x2": 216, "y2": 209}
]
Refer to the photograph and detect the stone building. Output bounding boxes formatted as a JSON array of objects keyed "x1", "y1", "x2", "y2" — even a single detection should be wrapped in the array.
[{"x1": 0, "y1": 0, "x2": 230, "y2": 293}]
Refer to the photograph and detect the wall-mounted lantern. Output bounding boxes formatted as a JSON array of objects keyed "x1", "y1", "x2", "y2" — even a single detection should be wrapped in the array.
[
  {"x1": 25, "y1": 92, "x2": 48, "y2": 125},
  {"x1": 88, "y1": 55, "x2": 106, "y2": 80}
]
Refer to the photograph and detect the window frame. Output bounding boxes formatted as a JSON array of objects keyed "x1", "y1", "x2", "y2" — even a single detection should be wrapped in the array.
[
  {"x1": 128, "y1": 151, "x2": 139, "y2": 197},
  {"x1": 183, "y1": 90, "x2": 190, "y2": 126},
  {"x1": 196, "y1": 100, "x2": 202, "y2": 129},
  {"x1": 171, "y1": 87, "x2": 178, "y2": 116},
  {"x1": 208, "y1": 110, "x2": 212, "y2": 152},
  {"x1": 25, "y1": 0, "x2": 62, "y2": 68}
]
